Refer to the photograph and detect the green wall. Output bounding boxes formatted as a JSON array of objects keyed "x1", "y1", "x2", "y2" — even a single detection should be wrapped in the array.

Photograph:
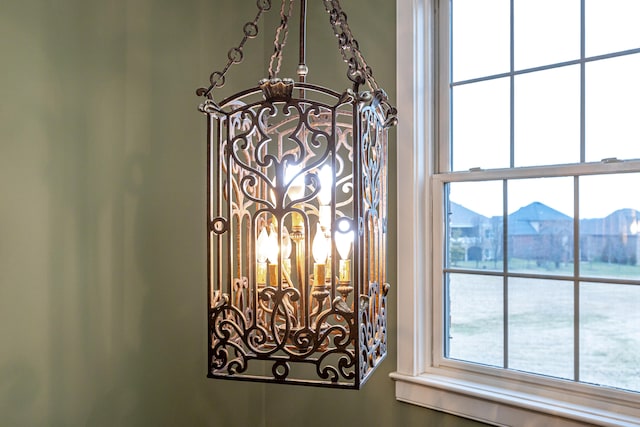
[{"x1": 0, "y1": 0, "x2": 487, "y2": 425}]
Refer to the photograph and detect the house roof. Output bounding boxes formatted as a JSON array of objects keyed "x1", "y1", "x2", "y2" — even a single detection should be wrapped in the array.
[
  {"x1": 450, "y1": 201, "x2": 640, "y2": 237},
  {"x1": 509, "y1": 202, "x2": 572, "y2": 222},
  {"x1": 449, "y1": 201, "x2": 488, "y2": 227},
  {"x1": 507, "y1": 202, "x2": 572, "y2": 236},
  {"x1": 508, "y1": 220, "x2": 538, "y2": 235},
  {"x1": 581, "y1": 208, "x2": 640, "y2": 236}
]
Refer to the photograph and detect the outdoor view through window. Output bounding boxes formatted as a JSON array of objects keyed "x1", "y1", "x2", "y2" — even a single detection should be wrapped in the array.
[{"x1": 442, "y1": 0, "x2": 640, "y2": 393}]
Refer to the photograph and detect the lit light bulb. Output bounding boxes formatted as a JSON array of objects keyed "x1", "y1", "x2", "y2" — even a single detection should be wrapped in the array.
[
  {"x1": 335, "y1": 230, "x2": 353, "y2": 260},
  {"x1": 281, "y1": 226, "x2": 292, "y2": 278},
  {"x1": 335, "y1": 221, "x2": 353, "y2": 283},
  {"x1": 312, "y1": 224, "x2": 328, "y2": 285},
  {"x1": 286, "y1": 165, "x2": 306, "y2": 230},
  {"x1": 319, "y1": 205, "x2": 331, "y2": 230},
  {"x1": 286, "y1": 165, "x2": 305, "y2": 200},
  {"x1": 312, "y1": 224, "x2": 329, "y2": 264},
  {"x1": 266, "y1": 224, "x2": 279, "y2": 264},
  {"x1": 317, "y1": 164, "x2": 333, "y2": 206},
  {"x1": 256, "y1": 226, "x2": 269, "y2": 285},
  {"x1": 281, "y1": 226, "x2": 292, "y2": 259},
  {"x1": 256, "y1": 227, "x2": 269, "y2": 263}
]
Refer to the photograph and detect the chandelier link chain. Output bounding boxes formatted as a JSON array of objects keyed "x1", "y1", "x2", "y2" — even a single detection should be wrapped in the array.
[
  {"x1": 268, "y1": 0, "x2": 295, "y2": 79},
  {"x1": 322, "y1": 0, "x2": 380, "y2": 92},
  {"x1": 197, "y1": 0, "x2": 272, "y2": 98},
  {"x1": 198, "y1": 0, "x2": 384, "y2": 98}
]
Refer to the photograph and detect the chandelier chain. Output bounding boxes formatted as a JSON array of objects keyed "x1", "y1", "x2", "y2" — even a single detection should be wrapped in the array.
[
  {"x1": 197, "y1": 0, "x2": 385, "y2": 98},
  {"x1": 268, "y1": 0, "x2": 295, "y2": 79},
  {"x1": 196, "y1": 0, "x2": 272, "y2": 98},
  {"x1": 322, "y1": 0, "x2": 380, "y2": 92}
]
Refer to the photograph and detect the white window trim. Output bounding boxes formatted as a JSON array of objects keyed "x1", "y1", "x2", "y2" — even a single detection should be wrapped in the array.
[{"x1": 391, "y1": 1, "x2": 640, "y2": 426}]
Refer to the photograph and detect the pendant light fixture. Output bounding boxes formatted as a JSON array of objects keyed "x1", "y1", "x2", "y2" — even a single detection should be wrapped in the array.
[{"x1": 196, "y1": 0, "x2": 396, "y2": 388}]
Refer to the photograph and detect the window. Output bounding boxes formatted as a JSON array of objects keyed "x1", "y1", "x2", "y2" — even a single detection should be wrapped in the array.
[{"x1": 392, "y1": 1, "x2": 640, "y2": 425}]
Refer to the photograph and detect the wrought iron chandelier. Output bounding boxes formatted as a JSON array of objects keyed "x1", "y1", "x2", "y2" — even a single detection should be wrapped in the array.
[{"x1": 196, "y1": 0, "x2": 396, "y2": 388}]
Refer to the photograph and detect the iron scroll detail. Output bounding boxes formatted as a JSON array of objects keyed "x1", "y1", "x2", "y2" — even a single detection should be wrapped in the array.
[
  {"x1": 203, "y1": 80, "x2": 391, "y2": 388},
  {"x1": 199, "y1": 0, "x2": 395, "y2": 389}
]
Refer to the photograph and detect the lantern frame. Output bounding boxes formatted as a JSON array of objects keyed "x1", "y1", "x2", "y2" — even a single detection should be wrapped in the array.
[{"x1": 197, "y1": 0, "x2": 396, "y2": 388}]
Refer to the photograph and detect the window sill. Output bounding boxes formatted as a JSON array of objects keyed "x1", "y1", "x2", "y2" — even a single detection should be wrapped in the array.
[{"x1": 390, "y1": 371, "x2": 640, "y2": 427}]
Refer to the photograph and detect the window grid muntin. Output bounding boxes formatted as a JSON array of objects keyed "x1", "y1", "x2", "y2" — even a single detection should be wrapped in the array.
[
  {"x1": 394, "y1": 0, "x2": 640, "y2": 423},
  {"x1": 448, "y1": 0, "x2": 640, "y2": 174},
  {"x1": 440, "y1": 169, "x2": 640, "y2": 388},
  {"x1": 435, "y1": 164, "x2": 640, "y2": 392},
  {"x1": 450, "y1": 47, "x2": 640, "y2": 89},
  {"x1": 442, "y1": 0, "x2": 640, "y2": 381}
]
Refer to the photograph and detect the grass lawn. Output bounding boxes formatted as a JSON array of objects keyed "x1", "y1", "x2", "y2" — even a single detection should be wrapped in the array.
[
  {"x1": 446, "y1": 260, "x2": 640, "y2": 393},
  {"x1": 452, "y1": 257, "x2": 640, "y2": 279}
]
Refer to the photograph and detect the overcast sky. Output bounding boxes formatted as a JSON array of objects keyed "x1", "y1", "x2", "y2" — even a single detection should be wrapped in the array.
[{"x1": 449, "y1": 0, "x2": 640, "y2": 219}]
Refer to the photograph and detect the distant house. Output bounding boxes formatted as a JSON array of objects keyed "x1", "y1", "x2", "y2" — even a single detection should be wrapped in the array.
[
  {"x1": 448, "y1": 202, "x2": 492, "y2": 263},
  {"x1": 507, "y1": 202, "x2": 573, "y2": 267},
  {"x1": 449, "y1": 202, "x2": 640, "y2": 267},
  {"x1": 581, "y1": 209, "x2": 640, "y2": 265}
]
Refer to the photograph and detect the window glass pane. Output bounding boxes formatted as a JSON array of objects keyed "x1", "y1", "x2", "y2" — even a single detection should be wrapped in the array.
[
  {"x1": 452, "y1": 0, "x2": 510, "y2": 82},
  {"x1": 585, "y1": 54, "x2": 640, "y2": 162},
  {"x1": 452, "y1": 78, "x2": 510, "y2": 171},
  {"x1": 579, "y1": 174, "x2": 640, "y2": 278},
  {"x1": 580, "y1": 282, "x2": 640, "y2": 392},
  {"x1": 514, "y1": 0, "x2": 580, "y2": 70},
  {"x1": 514, "y1": 65, "x2": 580, "y2": 167},
  {"x1": 585, "y1": 0, "x2": 640, "y2": 57},
  {"x1": 508, "y1": 278, "x2": 574, "y2": 379},
  {"x1": 447, "y1": 273, "x2": 504, "y2": 367},
  {"x1": 448, "y1": 181, "x2": 504, "y2": 271},
  {"x1": 508, "y1": 178, "x2": 574, "y2": 274}
]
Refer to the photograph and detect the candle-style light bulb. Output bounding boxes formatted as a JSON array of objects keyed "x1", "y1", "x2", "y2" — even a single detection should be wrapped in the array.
[
  {"x1": 335, "y1": 230, "x2": 353, "y2": 261},
  {"x1": 282, "y1": 226, "x2": 292, "y2": 259},
  {"x1": 281, "y1": 226, "x2": 292, "y2": 279},
  {"x1": 312, "y1": 224, "x2": 328, "y2": 285},
  {"x1": 286, "y1": 165, "x2": 306, "y2": 231},
  {"x1": 256, "y1": 227, "x2": 269, "y2": 263},
  {"x1": 286, "y1": 165, "x2": 305, "y2": 200},
  {"x1": 335, "y1": 221, "x2": 353, "y2": 259},
  {"x1": 256, "y1": 226, "x2": 269, "y2": 285},
  {"x1": 312, "y1": 224, "x2": 328, "y2": 264},
  {"x1": 317, "y1": 164, "x2": 333, "y2": 206},
  {"x1": 335, "y1": 222, "x2": 353, "y2": 283},
  {"x1": 266, "y1": 224, "x2": 279, "y2": 264},
  {"x1": 264, "y1": 223, "x2": 279, "y2": 286},
  {"x1": 317, "y1": 165, "x2": 333, "y2": 230}
]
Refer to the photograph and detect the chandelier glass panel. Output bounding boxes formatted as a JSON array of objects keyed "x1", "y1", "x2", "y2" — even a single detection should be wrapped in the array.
[{"x1": 197, "y1": 0, "x2": 396, "y2": 388}]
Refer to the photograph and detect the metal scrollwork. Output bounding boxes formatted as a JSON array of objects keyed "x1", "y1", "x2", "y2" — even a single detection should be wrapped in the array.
[
  {"x1": 200, "y1": 1, "x2": 394, "y2": 389},
  {"x1": 322, "y1": 0, "x2": 377, "y2": 92}
]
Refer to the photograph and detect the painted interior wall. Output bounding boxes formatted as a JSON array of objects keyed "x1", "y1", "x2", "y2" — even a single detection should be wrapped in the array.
[{"x1": 0, "y1": 0, "x2": 489, "y2": 425}]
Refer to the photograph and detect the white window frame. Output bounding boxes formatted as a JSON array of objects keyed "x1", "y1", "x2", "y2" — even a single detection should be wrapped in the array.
[{"x1": 391, "y1": 1, "x2": 640, "y2": 426}]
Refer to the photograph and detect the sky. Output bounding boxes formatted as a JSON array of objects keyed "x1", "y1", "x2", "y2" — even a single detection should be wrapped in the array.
[{"x1": 448, "y1": 0, "x2": 640, "y2": 219}]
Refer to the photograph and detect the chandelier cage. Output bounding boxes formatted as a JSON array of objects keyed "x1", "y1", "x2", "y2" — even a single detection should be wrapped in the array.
[{"x1": 196, "y1": 0, "x2": 397, "y2": 388}]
